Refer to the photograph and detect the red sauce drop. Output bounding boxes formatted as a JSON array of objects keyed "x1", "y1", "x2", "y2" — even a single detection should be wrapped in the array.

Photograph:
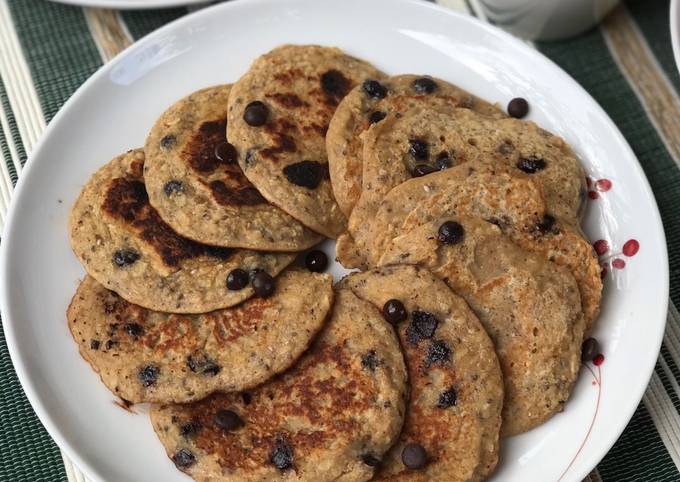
[
  {"x1": 588, "y1": 191, "x2": 599, "y2": 200},
  {"x1": 623, "y1": 239, "x2": 640, "y2": 257},
  {"x1": 596, "y1": 179, "x2": 612, "y2": 192},
  {"x1": 593, "y1": 354, "x2": 605, "y2": 366},
  {"x1": 593, "y1": 240, "x2": 609, "y2": 256},
  {"x1": 612, "y1": 258, "x2": 626, "y2": 269}
]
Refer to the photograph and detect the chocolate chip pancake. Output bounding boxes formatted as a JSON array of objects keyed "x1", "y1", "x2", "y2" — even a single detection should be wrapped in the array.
[
  {"x1": 150, "y1": 288, "x2": 407, "y2": 481},
  {"x1": 339, "y1": 265, "x2": 503, "y2": 481},
  {"x1": 370, "y1": 165, "x2": 601, "y2": 328},
  {"x1": 327, "y1": 74, "x2": 505, "y2": 217},
  {"x1": 336, "y1": 105, "x2": 586, "y2": 270},
  {"x1": 69, "y1": 149, "x2": 294, "y2": 313},
  {"x1": 379, "y1": 217, "x2": 586, "y2": 436},
  {"x1": 144, "y1": 85, "x2": 322, "y2": 251},
  {"x1": 227, "y1": 45, "x2": 383, "y2": 238},
  {"x1": 67, "y1": 269, "x2": 332, "y2": 403}
]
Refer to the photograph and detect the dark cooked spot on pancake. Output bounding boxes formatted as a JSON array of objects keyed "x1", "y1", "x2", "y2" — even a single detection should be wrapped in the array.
[
  {"x1": 437, "y1": 387, "x2": 458, "y2": 408},
  {"x1": 241, "y1": 392, "x2": 252, "y2": 405},
  {"x1": 103, "y1": 178, "x2": 148, "y2": 222},
  {"x1": 407, "y1": 311, "x2": 439, "y2": 345},
  {"x1": 103, "y1": 177, "x2": 233, "y2": 267},
  {"x1": 260, "y1": 134, "x2": 296, "y2": 161},
  {"x1": 160, "y1": 135, "x2": 176, "y2": 150},
  {"x1": 425, "y1": 340, "x2": 451, "y2": 367},
  {"x1": 130, "y1": 159, "x2": 144, "y2": 178},
  {"x1": 163, "y1": 180, "x2": 184, "y2": 196},
  {"x1": 203, "y1": 245, "x2": 233, "y2": 259},
  {"x1": 320, "y1": 69, "x2": 351, "y2": 98},
  {"x1": 138, "y1": 365, "x2": 159, "y2": 387},
  {"x1": 187, "y1": 353, "x2": 221, "y2": 376},
  {"x1": 361, "y1": 350, "x2": 380, "y2": 372},
  {"x1": 265, "y1": 92, "x2": 309, "y2": 109},
  {"x1": 90, "y1": 340, "x2": 100, "y2": 350},
  {"x1": 282, "y1": 161, "x2": 327, "y2": 189},
  {"x1": 362, "y1": 453, "x2": 381, "y2": 467},
  {"x1": 270, "y1": 437, "x2": 294, "y2": 470},
  {"x1": 123, "y1": 323, "x2": 144, "y2": 338},
  {"x1": 214, "y1": 141, "x2": 237, "y2": 163},
  {"x1": 112, "y1": 249, "x2": 140, "y2": 267},
  {"x1": 180, "y1": 420, "x2": 202, "y2": 438},
  {"x1": 186, "y1": 119, "x2": 229, "y2": 174},
  {"x1": 209, "y1": 180, "x2": 265, "y2": 206},
  {"x1": 172, "y1": 449, "x2": 196, "y2": 469}
]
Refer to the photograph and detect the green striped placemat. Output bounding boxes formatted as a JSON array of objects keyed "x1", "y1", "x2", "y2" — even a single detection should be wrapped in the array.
[{"x1": 0, "y1": 0, "x2": 679, "y2": 480}]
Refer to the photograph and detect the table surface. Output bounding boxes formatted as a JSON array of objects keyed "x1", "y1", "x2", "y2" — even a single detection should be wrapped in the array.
[{"x1": 0, "y1": 0, "x2": 679, "y2": 480}]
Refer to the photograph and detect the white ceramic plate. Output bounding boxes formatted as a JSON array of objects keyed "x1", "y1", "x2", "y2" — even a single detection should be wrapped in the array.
[
  {"x1": 672, "y1": 0, "x2": 680, "y2": 74},
  {"x1": 0, "y1": 0, "x2": 668, "y2": 481},
  {"x1": 50, "y1": 0, "x2": 208, "y2": 9}
]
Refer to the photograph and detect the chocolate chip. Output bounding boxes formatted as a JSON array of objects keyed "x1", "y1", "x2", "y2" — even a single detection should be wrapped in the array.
[
  {"x1": 187, "y1": 353, "x2": 221, "y2": 376},
  {"x1": 362, "y1": 453, "x2": 381, "y2": 467},
  {"x1": 160, "y1": 135, "x2": 176, "y2": 149},
  {"x1": 214, "y1": 409, "x2": 245, "y2": 431},
  {"x1": 361, "y1": 350, "x2": 379, "y2": 372},
  {"x1": 362, "y1": 79, "x2": 387, "y2": 99},
  {"x1": 517, "y1": 156, "x2": 546, "y2": 174},
  {"x1": 409, "y1": 139, "x2": 429, "y2": 161},
  {"x1": 412, "y1": 77, "x2": 438, "y2": 94},
  {"x1": 124, "y1": 323, "x2": 144, "y2": 338},
  {"x1": 215, "y1": 141, "x2": 237, "y2": 163},
  {"x1": 425, "y1": 340, "x2": 451, "y2": 366},
  {"x1": 244, "y1": 101, "x2": 268, "y2": 126},
  {"x1": 438, "y1": 221, "x2": 464, "y2": 244},
  {"x1": 90, "y1": 340, "x2": 100, "y2": 350},
  {"x1": 434, "y1": 153, "x2": 452, "y2": 170},
  {"x1": 163, "y1": 180, "x2": 184, "y2": 196},
  {"x1": 383, "y1": 299, "x2": 407, "y2": 325},
  {"x1": 172, "y1": 449, "x2": 196, "y2": 468},
  {"x1": 368, "y1": 111, "x2": 386, "y2": 124},
  {"x1": 507, "y1": 97, "x2": 529, "y2": 118},
  {"x1": 138, "y1": 365, "x2": 159, "y2": 387},
  {"x1": 252, "y1": 271, "x2": 275, "y2": 298},
  {"x1": 227, "y1": 269, "x2": 249, "y2": 290},
  {"x1": 581, "y1": 337, "x2": 600, "y2": 362},
  {"x1": 241, "y1": 392, "x2": 252, "y2": 405},
  {"x1": 412, "y1": 164, "x2": 437, "y2": 177},
  {"x1": 105, "y1": 340, "x2": 117, "y2": 350},
  {"x1": 407, "y1": 311, "x2": 439, "y2": 344},
  {"x1": 283, "y1": 161, "x2": 325, "y2": 189},
  {"x1": 305, "y1": 250, "x2": 328, "y2": 272},
  {"x1": 437, "y1": 387, "x2": 457, "y2": 408},
  {"x1": 402, "y1": 443, "x2": 427, "y2": 469},
  {"x1": 270, "y1": 438, "x2": 294, "y2": 470},
  {"x1": 112, "y1": 249, "x2": 139, "y2": 267},
  {"x1": 535, "y1": 214, "x2": 556, "y2": 234},
  {"x1": 180, "y1": 420, "x2": 202, "y2": 438},
  {"x1": 321, "y1": 69, "x2": 350, "y2": 97}
]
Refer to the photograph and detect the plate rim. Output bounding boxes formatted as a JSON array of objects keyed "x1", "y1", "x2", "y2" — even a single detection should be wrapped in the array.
[
  {"x1": 49, "y1": 0, "x2": 209, "y2": 9},
  {"x1": 0, "y1": 0, "x2": 669, "y2": 480},
  {"x1": 672, "y1": 0, "x2": 680, "y2": 74}
]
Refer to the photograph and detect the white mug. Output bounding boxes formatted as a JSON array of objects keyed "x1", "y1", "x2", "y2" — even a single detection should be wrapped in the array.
[{"x1": 478, "y1": 0, "x2": 621, "y2": 41}]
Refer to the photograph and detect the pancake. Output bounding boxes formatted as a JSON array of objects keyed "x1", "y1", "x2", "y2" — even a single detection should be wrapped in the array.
[
  {"x1": 144, "y1": 85, "x2": 322, "y2": 251},
  {"x1": 379, "y1": 217, "x2": 585, "y2": 436},
  {"x1": 69, "y1": 149, "x2": 294, "y2": 313},
  {"x1": 67, "y1": 269, "x2": 333, "y2": 403},
  {"x1": 150, "y1": 289, "x2": 407, "y2": 481},
  {"x1": 337, "y1": 105, "x2": 586, "y2": 270},
  {"x1": 227, "y1": 44, "x2": 383, "y2": 237},
  {"x1": 339, "y1": 265, "x2": 503, "y2": 481},
  {"x1": 370, "y1": 165, "x2": 601, "y2": 328},
  {"x1": 327, "y1": 74, "x2": 504, "y2": 217}
]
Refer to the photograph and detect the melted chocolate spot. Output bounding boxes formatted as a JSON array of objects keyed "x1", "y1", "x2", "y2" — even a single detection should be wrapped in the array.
[
  {"x1": 407, "y1": 311, "x2": 439, "y2": 344},
  {"x1": 180, "y1": 420, "x2": 202, "y2": 438},
  {"x1": 138, "y1": 365, "x2": 159, "y2": 387},
  {"x1": 112, "y1": 249, "x2": 139, "y2": 267},
  {"x1": 187, "y1": 353, "x2": 221, "y2": 376},
  {"x1": 90, "y1": 340, "x2": 100, "y2": 350},
  {"x1": 160, "y1": 135, "x2": 176, "y2": 149},
  {"x1": 425, "y1": 340, "x2": 451, "y2": 367},
  {"x1": 437, "y1": 387, "x2": 457, "y2": 408},
  {"x1": 163, "y1": 180, "x2": 184, "y2": 196},
  {"x1": 172, "y1": 449, "x2": 196, "y2": 469},
  {"x1": 320, "y1": 69, "x2": 351, "y2": 98},
  {"x1": 361, "y1": 350, "x2": 380, "y2": 372},
  {"x1": 270, "y1": 437, "x2": 294, "y2": 470},
  {"x1": 283, "y1": 161, "x2": 327, "y2": 189},
  {"x1": 186, "y1": 119, "x2": 229, "y2": 174}
]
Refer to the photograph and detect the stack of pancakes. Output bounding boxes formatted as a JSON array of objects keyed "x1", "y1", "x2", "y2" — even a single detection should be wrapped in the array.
[{"x1": 67, "y1": 44, "x2": 601, "y2": 481}]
